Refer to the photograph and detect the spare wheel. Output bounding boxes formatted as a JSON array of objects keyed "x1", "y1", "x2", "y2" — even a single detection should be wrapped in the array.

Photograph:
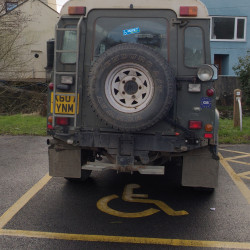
[{"x1": 87, "y1": 43, "x2": 176, "y2": 132}]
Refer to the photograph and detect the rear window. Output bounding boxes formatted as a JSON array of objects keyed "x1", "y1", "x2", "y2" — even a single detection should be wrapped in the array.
[
  {"x1": 184, "y1": 27, "x2": 205, "y2": 67},
  {"x1": 94, "y1": 17, "x2": 168, "y2": 57}
]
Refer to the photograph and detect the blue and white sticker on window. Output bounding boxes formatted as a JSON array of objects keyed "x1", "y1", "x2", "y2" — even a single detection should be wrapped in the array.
[
  {"x1": 123, "y1": 27, "x2": 140, "y2": 36},
  {"x1": 200, "y1": 97, "x2": 212, "y2": 109}
]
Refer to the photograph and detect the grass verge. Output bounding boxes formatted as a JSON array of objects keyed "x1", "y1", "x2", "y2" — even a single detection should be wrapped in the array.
[
  {"x1": 0, "y1": 114, "x2": 47, "y2": 136},
  {"x1": 219, "y1": 117, "x2": 250, "y2": 144}
]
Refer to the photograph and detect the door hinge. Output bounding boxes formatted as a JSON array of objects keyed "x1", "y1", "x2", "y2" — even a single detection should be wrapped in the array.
[{"x1": 172, "y1": 19, "x2": 189, "y2": 27}]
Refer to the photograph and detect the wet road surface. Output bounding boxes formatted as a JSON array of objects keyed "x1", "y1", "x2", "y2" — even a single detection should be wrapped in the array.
[{"x1": 0, "y1": 136, "x2": 250, "y2": 249}]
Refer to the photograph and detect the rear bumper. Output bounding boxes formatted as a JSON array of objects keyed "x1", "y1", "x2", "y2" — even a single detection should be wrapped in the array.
[{"x1": 50, "y1": 130, "x2": 210, "y2": 155}]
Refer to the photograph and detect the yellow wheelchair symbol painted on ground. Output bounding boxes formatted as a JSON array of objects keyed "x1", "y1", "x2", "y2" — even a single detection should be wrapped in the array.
[{"x1": 97, "y1": 184, "x2": 188, "y2": 218}]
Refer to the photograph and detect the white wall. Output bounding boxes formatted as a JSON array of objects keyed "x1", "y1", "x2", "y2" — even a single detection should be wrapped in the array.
[{"x1": 0, "y1": 0, "x2": 59, "y2": 81}]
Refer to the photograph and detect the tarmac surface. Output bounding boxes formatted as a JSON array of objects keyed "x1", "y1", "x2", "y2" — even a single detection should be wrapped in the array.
[{"x1": 0, "y1": 136, "x2": 250, "y2": 249}]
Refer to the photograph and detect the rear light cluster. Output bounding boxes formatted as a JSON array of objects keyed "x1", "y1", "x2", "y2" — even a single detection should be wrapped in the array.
[
  {"x1": 189, "y1": 121, "x2": 213, "y2": 139},
  {"x1": 47, "y1": 116, "x2": 53, "y2": 130},
  {"x1": 47, "y1": 116, "x2": 69, "y2": 129},
  {"x1": 68, "y1": 6, "x2": 86, "y2": 15},
  {"x1": 180, "y1": 6, "x2": 198, "y2": 17},
  {"x1": 56, "y1": 117, "x2": 69, "y2": 126},
  {"x1": 67, "y1": 6, "x2": 196, "y2": 17},
  {"x1": 189, "y1": 121, "x2": 202, "y2": 129}
]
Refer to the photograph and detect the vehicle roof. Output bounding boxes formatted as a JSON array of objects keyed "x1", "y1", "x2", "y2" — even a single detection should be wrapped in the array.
[{"x1": 60, "y1": 0, "x2": 209, "y2": 18}]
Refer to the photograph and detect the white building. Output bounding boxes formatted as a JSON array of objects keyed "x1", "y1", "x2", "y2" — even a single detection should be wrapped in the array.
[{"x1": 0, "y1": 0, "x2": 59, "y2": 81}]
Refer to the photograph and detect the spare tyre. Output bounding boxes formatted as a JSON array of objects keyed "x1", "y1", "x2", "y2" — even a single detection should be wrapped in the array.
[{"x1": 87, "y1": 43, "x2": 176, "y2": 132}]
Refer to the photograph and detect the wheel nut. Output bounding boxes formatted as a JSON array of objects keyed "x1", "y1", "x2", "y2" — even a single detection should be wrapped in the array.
[
  {"x1": 132, "y1": 77, "x2": 136, "y2": 81},
  {"x1": 132, "y1": 95, "x2": 136, "y2": 99},
  {"x1": 122, "y1": 91, "x2": 125, "y2": 95}
]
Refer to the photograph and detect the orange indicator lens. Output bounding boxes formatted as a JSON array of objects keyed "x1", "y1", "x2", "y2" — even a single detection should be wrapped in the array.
[{"x1": 205, "y1": 124, "x2": 213, "y2": 132}]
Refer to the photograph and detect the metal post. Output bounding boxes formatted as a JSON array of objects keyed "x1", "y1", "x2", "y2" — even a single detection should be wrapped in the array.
[{"x1": 233, "y1": 89, "x2": 242, "y2": 131}]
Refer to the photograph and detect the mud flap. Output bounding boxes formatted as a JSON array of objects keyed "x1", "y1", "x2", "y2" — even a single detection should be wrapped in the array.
[
  {"x1": 48, "y1": 140, "x2": 81, "y2": 178},
  {"x1": 182, "y1": 146, "x2": 219, "y2": 188}
]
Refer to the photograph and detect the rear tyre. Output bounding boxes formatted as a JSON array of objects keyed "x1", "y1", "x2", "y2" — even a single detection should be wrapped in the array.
[
  {"x1": 65, "y1": 169, "x2": 92, "y2": 183},
  {"x1": 193, "y1": 187, "x2": 215, "y2": 193}
]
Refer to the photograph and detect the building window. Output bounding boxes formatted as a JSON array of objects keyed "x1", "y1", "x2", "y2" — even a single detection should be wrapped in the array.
[
  {"x1": 5, "y1": 2, "x2": 18, "y2": 12},
  {"x1": 211, "y1": 17, "x2": 247, "y2": 41}
]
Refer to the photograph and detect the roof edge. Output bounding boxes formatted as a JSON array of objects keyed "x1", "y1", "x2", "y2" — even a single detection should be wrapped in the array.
[{"x1": 60, "y1": 0, "x2": 209, "y2": 18}]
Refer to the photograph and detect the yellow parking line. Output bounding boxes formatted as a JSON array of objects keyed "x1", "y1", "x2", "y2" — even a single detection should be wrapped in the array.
[
  {"x1": 227, "y1": 159, "x2": 250, "y2": 166},
  {"x1": 0, "y1": 229, "x2": 250, "y2": 249},
  {"x1": 219, "y1": 148, "x2": 250, "y2": 155},
  {"x1": 225, "y1": 154, "x2": 250, "y2": 160},
  {"x1": 238, "y1": 171, "x2": 250, "y2": 180},
  {"x1": 0, "y1": 173, "x2": 52, "y2": 229},
  {"x1": 219, "y1": 153, "x2": 250, "y2": 204},
  {"x1": 1, "y1": 157, "x2": 250, "y2": 249}
]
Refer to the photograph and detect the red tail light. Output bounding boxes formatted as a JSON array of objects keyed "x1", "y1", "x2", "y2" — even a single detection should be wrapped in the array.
[
  {"x1": 56, "y1": 117, "x2": 69, "y2": 125},
  {"x1": 189, "y1": 120, "x2": 202, "y2": 129}
]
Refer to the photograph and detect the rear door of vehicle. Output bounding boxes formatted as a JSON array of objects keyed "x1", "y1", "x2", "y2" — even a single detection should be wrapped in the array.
[{"x1": 82, "y1": 9, "x2": 178, "y2": 132}]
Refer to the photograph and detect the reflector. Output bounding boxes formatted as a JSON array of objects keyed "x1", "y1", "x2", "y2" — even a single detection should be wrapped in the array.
[
  {"x1": 49, "y1": 82, "x2": 54, "y2": 90},
  {"x1": 180, "y1": 6, "x2": 198, "y2": 17},
  {"x1": 206, "y1": 89, "x2": 215, "y2": 97}
]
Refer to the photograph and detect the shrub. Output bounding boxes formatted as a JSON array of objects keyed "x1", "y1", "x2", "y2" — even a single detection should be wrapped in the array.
[{"x1": 233, "y1": 51, "x2": 250, "y2": 105}]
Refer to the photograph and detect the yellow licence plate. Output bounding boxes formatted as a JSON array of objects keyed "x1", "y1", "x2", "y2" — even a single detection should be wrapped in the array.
[{"x1": 51, "y1": 93, "x2": 79, "y2": 114}]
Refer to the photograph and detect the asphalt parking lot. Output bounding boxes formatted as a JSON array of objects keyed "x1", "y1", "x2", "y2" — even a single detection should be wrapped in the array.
[{"x1": 0, "y1": 136, "x2": 250, "y2": 249}]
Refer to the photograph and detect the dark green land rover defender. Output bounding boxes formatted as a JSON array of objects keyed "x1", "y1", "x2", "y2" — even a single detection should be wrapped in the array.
[{"x1": 47, "y1": 0, "x2": 219, "y2": 189}]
